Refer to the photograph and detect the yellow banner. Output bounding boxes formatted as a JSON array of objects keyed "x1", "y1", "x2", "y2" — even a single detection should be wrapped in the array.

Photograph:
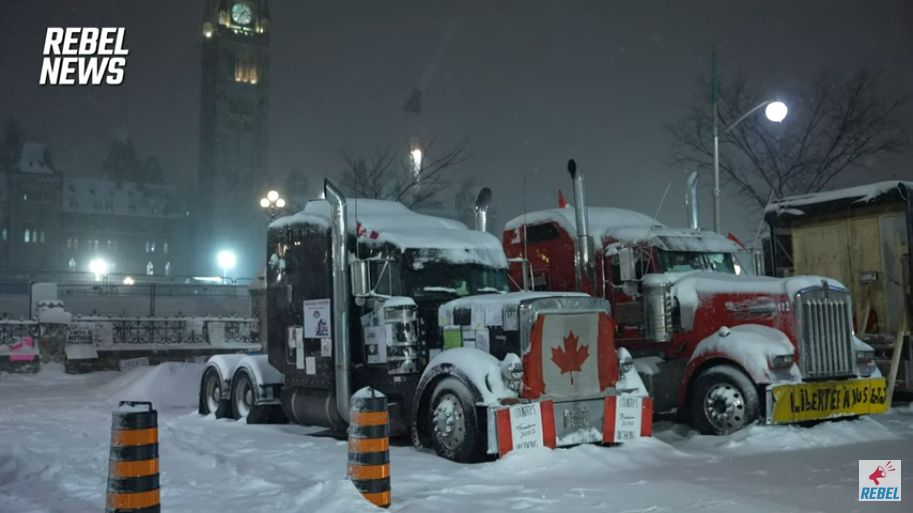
[{"x1": 770, "y1": 377, "x2": 888, "y2": 423}]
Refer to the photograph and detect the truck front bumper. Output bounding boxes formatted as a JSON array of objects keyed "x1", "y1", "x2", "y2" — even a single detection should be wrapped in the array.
[
  {"x1": 485, "y1": 394, "x2": 653, "y2": 456},
  {"x1": 765, "y1": 376, "x2": 888, "y2": 424}
]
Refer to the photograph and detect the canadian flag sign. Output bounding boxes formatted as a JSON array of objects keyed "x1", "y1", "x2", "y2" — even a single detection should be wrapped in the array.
[
  {"x1": 494, "y1": 401, "x2": 557, "y2": 457},
  {"x1": 603, "y1": 395, "x2": 653, "y2": 443}
]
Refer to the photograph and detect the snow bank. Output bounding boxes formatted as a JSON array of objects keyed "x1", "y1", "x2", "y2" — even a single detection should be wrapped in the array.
[
  {"x1": 96, "y1": 362, "x2": 203, "y2": 410},
  {"x1": 655, "y1": 415, "x2": 901, "y2": 457}
]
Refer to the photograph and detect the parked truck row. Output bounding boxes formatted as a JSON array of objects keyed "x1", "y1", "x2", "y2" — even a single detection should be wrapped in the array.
[{"x1": 198, "y1": 159, "x2": 889, "y2": 462}]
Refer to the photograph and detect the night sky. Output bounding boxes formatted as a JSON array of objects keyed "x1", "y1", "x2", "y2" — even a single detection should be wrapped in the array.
[{"x1": 2, "y1": 0, "x2": 911, "y2": 239}]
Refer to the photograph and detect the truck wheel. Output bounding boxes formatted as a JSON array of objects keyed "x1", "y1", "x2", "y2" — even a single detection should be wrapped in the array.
[
  {"x1": 690, "y1": 365, "x2": 759, "y2": 435},
  {"x1": 231, "y1": 370, "x2": 255, "y2": 422},
  {"x1": 199, "y1": 367, "x2": 224, "y2": 417},
  {"x1": 429, "y1": 378, "x2": 485, "y2": 463}
]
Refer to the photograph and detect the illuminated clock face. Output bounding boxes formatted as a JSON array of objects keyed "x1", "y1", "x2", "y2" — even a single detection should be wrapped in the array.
[{"x1": 231, "y1": 3, "x2": 253, "y2": 26}]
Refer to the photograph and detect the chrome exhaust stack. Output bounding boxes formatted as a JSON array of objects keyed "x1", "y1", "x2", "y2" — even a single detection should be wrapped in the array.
[
  {"x1": 686, "y1": 171, "x2": 700, "y2": 230},
  {"x1": 567, "y1": 159, "x2": 595, "y2": 292},
  {"x1": 323, "y1": 179, "x2": 351, "y2": 424},
  {"x1": 474, "y1": 187, "x2": 492, "y2": 232}
]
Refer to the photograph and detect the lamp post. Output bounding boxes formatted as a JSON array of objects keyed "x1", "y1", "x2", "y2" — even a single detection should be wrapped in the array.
[
  {"x1": 259, "y1": 189, "x2": 286, "y2": 220},
  {"x1": 711, "y1": 50, "x2": 788, "y2": 233}
]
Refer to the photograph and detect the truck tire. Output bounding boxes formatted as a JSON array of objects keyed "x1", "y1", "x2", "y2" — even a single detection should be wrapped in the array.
[
  {"x1": 690, "y1": 364, "x2": 759, "y2": 435},
  {"x1": 428, "y1": 377, "x2": 485, "y2": 463},
  {"x1": 199, "y1": 367, "x2": 225, "y2": 417},
  {"x1": 231, "y1": 370, "x2": 255, "y2": 422}
]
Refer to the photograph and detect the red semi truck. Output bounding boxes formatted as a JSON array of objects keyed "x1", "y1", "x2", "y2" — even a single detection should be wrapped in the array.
[{"x1": 501, "y1": 160, "x2": 888, "y2": 434}]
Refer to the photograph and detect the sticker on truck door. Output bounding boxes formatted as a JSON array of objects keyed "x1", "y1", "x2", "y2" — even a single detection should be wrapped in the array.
[{"x1": 303, "y1": 299, "x2": 331, "y2": 338}]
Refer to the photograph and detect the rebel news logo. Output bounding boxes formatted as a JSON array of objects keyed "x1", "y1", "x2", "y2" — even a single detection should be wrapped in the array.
[
  {"x1": 858, "y1": 460, "x2": 901, "y2": 501},
  {"x1": 40, "y1": 28, "x2": 128, "y2": 86}
]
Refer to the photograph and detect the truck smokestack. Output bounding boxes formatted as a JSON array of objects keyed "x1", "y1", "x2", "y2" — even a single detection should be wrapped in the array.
[
  {"x1": 686, "y1": 171, "x2": 700, "y2": 230},
  {"x1": 473, "y1": 187, "x2": 492, "y2": 232},
  {"x1": 567, "y1": 159, "x2": 595, "y2": 292},
  {"x1": 323, "y1": 179, "x2": 351, "y2": 424}
]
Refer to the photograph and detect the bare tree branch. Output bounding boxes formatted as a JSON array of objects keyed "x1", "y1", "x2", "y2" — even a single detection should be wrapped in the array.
[
  {"x1": 337, "y1": 137, "x2": 471, "y2": 208},
  {"x1": 667, "y1": 69, "x2": 909, "y2": 209}
]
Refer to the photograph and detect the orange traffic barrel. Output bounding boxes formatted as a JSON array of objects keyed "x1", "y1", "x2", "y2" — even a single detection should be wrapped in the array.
[
  {"x1": 106, "y1": 401, "x2": 160, "y2": 513},
  {"x1": 347, "y1": 388, "x2": 390, "y2": 508}
]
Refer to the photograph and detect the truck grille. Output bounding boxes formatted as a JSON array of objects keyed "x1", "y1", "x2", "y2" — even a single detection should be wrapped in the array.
[{"x1": 795, "y1": 287, "x2": 855, "y2": 379}]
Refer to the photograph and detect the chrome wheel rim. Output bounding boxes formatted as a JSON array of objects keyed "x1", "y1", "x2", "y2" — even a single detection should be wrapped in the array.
[
  {"x1": 703, "y1": 382, "x2": 746, "y2": 433},
  {"x1": 205, "y1": 374, "x2": 221, "y2": 414},
  {"x1": 432, "y1": 393, "x2": 466, "y2": 452},
  {"x1": 235, "y1": 379, "x2": 252, "y2": 418}
]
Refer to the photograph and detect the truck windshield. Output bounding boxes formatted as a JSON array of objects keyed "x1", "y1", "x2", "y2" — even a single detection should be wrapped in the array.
[
  {"x1": 406, "y1": 263, "x2": 509, "y2": 297},
  {"x1": 658, "y1": 250, "x2": 736, "y2": 274}
]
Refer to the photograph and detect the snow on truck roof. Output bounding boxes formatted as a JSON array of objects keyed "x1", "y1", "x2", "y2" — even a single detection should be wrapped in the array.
[
  {"x1": 269, "y1": 198, "x2": 508, "y2": 269},
  {"x1": 504, "y1": 206, "x2": 740, "y2": 254}
]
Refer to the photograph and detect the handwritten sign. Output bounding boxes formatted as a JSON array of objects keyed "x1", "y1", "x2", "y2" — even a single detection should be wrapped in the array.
[{"x1": 303, "y1": 299, "x2": 331, "y2": 339}]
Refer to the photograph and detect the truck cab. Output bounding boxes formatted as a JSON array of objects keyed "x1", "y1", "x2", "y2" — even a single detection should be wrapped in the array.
[
  {"x1": 502, "y1": 161, "x2": 887, "y2": 435},
  {"x1": 203, "y1": 181, "x2": 652, "y2": 462}
]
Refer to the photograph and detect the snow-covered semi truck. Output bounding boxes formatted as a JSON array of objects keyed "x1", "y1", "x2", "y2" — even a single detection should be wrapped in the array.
[
  {"x1": 199, "y1": 180, "x2": 650, "y2": 462},
  {"x1": 501, "y1": 160, "x2": 887, "y2": 435}
]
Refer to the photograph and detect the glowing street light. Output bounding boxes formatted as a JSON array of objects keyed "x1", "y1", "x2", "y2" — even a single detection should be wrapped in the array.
[
  {"x1": 410, "y1": 147, "x2": 423, "y2": 178},
  {"x1": 89, "y1": 258, "x2": 108, "y2": 281},
  {"x1": 765, "y1": 101, "x2": 789, "y2": 123},
  {"x1": 259, "y1": 189, "x2": 287, "y2": 220},
  {"x1": 217, "y1": 250, "x2": 237, "y2": 280},
  {"x1": 123, "y1": 276, "x2": 135, "y2": 286}
]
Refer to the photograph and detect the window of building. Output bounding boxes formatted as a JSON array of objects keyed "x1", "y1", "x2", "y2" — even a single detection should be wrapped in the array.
[
  {"x1": 164, "y1": 262, "x2": 171, "y2": 276},
  {"x1": 68, "y1": 258, "x2": 76, "y2": 271},
  {"x1": 23, "y1": 230, "x2": 29, "y2": 243},
  {"x1": 150, "y1": 241, "x2": 156, "y2": 253},
  {"x1": 22, "y1": 193, "x2": 28, "y2": 201},
  {"x1": 32, "y1": 230, "x2": 37, "y2": 244},
  {"x1": 1, "y1": 229, "x2": 6, "y2": 241},
  {"x1": 107, "y1": 240, "x2": 112, "y2": 250},
  {"x1": 163, "y1": 242, "x2": 168, "y2": 254},
  {"x1": 66, "y1": 238, "x2": 72, "y2": 249},
  {"x1": 74, "y1": 238, "x2": 79, "y2": 250},
  {"x1": 146, "y1": 261, "x2": 154, "y2": 276}
]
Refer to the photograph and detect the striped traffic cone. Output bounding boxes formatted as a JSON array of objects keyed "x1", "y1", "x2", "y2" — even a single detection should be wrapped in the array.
[
  {"x1": 106, "y1": 401, "x2": 160, "y2": 513},
  {"x1": 347, "y1": 387, "x2": 391, "y2": 508}
]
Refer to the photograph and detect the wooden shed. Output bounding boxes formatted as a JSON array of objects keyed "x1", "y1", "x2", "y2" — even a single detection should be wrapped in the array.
[{"x1": 765, "y1": 181, "x2": 913, "y2": 390}]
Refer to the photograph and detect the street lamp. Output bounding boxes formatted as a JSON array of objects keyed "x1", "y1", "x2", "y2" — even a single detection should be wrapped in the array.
[
  {"x1": 712, "y1": 98, "x2": 787, "y2": 232},
  {"x1": 216, "y1": 250, "x2": 236, "y2": 282},
  {"x1": 89, "y1": 258, "x2": 108, "y2": 282},
  {"x1": 410, "y1": 147, "x2": 423, "y2": 179},
  {"x1": 259, "y1": 189, "x2": 286, "y2": 219}
]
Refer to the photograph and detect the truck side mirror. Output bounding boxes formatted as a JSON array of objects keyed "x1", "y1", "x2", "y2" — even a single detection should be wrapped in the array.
[
  {"x1": 350, "y1": 260, "x2": 371, "y2": 297},
  {"x1": 618, "y1": 247, "x2": 636, "y2": 282}
]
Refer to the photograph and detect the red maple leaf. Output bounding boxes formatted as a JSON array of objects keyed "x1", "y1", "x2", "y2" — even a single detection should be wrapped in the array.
[{"x1": 551, "y1": 330, "x2": 589, "y2": 385}]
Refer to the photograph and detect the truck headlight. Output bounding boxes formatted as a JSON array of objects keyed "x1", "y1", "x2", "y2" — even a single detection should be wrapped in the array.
[
  {"x1": 500, "y1": 354, "x2": 524, "y2": 392},
  {"x1": 768, "y1": 354, "x2": 794, "y2": 370},
  {"x1": 618, "y1": 354, "x2": 634, "y2": 375},
  {"x1": 856, "y1": 349, "x2": 875, "y2": 363}
]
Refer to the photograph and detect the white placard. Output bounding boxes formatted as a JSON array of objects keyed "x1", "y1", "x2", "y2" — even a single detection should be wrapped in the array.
[
  {"x1": 509, "y1": 402, "x2": 545, "y2": 451},
  {"x1": 305, "y1": 356, "x2": 316, "y2": 375},
  {"x1": 303, "y1": 299, "x2": 331, "y2": 338},
  {"x1": 320, "y1": 338, "x2": 332, "y2": 357},
  {"x1": 475, "y1": 329, "x2": 490, "y2": 353},
  {"x1": 613, "y1": 396, "x2": 642, "y2": 442},
  {"x1": 295, "y1": 338, "x2": 304, "y2": 369},
  {"x1": 503, "y1": 308, "x2": 519, "y2": 331},
  {"x1": 364, "y1": 326, "x2": 387, "y2": 364}
]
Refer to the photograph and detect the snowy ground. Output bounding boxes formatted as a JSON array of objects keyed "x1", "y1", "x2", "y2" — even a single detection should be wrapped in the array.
[{"x1": 1, "y1": 363, "x2": 911, "y2": 513}]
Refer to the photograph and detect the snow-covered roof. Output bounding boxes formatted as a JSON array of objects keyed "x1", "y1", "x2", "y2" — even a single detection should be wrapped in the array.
[
  {"x1": 765, "y1": 181, "x2": 913, "y2": 220},
  {"x1": 19, "y1": 143, "x2": 54, "y2": 174},
  {"x1": 505, "y1": 206, "x2": 740, "y2": 254},
  {"x1": 61, "y1": 177, "x2": 189, "y2": 218},
  {"x1": 270, "y1": 198, "x2": 507, "y2": 269}
]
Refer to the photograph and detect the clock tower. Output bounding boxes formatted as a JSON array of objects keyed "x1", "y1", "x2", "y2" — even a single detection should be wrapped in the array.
[{"x1": 198, "y1": 0, "x2": 270, "y2": 276}]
